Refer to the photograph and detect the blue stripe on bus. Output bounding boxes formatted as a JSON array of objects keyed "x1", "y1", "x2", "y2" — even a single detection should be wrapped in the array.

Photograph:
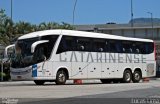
[{"x1": 32, "y1": 64, "x2": 37, "y2": 77}]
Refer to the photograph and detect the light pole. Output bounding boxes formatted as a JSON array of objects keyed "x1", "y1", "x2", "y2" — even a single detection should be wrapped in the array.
[
  {"x1": 131, "y1": 0, "x2": 134, "y2": 27},
  {"x1": 147, "y1": 12, "x2": 154, "y2": 39},
  {"x1": 11, "y1": 0, "x2": 13, "y2": 22},
  {"x1": 73, "y1": 0, "x2": 78, "y2": 26},
  {"x1": 1, "y1": 55, "x2": 3, "y2": 81}
]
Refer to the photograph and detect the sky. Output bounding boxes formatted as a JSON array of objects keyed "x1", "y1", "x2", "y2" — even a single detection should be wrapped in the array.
[{"x1": 0, "y1": 0, "x2": 160, "y2": 25}]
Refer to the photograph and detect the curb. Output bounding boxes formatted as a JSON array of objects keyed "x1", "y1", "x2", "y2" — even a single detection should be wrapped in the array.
[
  {"x1": 150, "y1": 78, "x2": 160, "y2": 80},
  {"x1": 0, "y1": 81, "x2": 34, "y2": 85}
]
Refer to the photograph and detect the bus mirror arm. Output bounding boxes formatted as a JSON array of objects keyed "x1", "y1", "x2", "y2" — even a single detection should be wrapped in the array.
[
  {"x1": 31, "y1": 40, "x2": 49, "y2": 53},
  {"x1": 43, "y1": 56, "x2": 47, "y2": 61},
  {"x1": 4, "y1": 44, "x2": 15, "y2": 58}
]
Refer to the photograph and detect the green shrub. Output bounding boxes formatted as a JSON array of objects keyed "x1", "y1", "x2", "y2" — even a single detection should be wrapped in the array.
[
  {"x1": 0, "y1": 72, "x2": 6, "y2": 77},
  {"x1": 0, "y1": 72, "x2": 10, "y2": 81}
]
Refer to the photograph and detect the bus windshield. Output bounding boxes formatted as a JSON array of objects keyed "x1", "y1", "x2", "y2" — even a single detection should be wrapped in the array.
[
  {"x1": 11, "y1": 37, "x2": 39, "y2": 68},
  {"x1": 11, "y1": 35, "x2": 58, "y2": 68}
]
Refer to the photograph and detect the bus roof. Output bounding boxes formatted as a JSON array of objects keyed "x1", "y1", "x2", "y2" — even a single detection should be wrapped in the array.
[{"x1": 18, "y1": 29, "x2": 153, "y2": 42}]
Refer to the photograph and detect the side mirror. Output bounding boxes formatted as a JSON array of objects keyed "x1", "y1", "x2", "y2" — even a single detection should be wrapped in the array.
[
  {"x1": 4, "y1": 44, "x2": 15, "y2": 58},
  {"x1": 31, "y1": 40, "x2": 49, "y2": 53}
]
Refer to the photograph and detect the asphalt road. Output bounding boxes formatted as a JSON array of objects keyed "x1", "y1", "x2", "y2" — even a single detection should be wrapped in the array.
[{"x1": 0, "y1": 80, "x2": 160, "y2": 104}]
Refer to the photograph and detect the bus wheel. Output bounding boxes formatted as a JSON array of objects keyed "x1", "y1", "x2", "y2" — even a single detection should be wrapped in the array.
[
  {"x1": 123, "y1": 70, "x2": 132, "y2": 83},
  {"x1": 55, "y1": 70, "x2": 67, "y2": 85},
  {"x1": 132, "y1": 71, "x2": 141, "y2": 83},
  {"x1": 100, "y1": 79, "x2": 112, "y2": 84},
  {"x1": 34, "y1": 80, "x2": 45, "y2": 85}
]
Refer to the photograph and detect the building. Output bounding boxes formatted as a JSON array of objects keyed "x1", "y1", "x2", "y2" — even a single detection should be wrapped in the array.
[{"x1": 75, "y1": 22, "x2": 160, "y2": 76}]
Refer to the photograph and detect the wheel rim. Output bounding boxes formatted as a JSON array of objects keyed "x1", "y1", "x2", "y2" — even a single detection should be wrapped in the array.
[
  {"x1": 134, "y1": 73, "x2": 140, "y2": 81},
  {"x1": 125, "y1": 73, "x2": 131, "y2": 82},
  {"x1": 58, "y1": 73, "x2": 65, "y2": 82}
]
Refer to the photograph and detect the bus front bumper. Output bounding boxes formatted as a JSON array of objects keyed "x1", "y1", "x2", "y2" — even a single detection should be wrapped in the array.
[{"x1": 10, "y1": 66, "x2": 33, "y2": 81}]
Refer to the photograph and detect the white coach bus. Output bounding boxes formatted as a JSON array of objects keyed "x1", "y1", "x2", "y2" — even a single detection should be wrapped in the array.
[{"x1": 6, "y1": 29, "x2": 156, "y2": 85}]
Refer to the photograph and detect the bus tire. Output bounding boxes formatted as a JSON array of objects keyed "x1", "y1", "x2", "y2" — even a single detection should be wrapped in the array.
[
  {"x1": 123, "y1": 70, "x2": 132, "y2": 83},
  {"x1": 34, "y1": 80, "x2": 45, "y2": 85},
  {"x1": 55, "y1": 70, "x2": 67, "y2": 85},
  {"x1": 132, "y1": 71, "x2": 141, "y2": 83},
  {"x1": 100, "y1": 79, "x2": 112, "y2": 84}
]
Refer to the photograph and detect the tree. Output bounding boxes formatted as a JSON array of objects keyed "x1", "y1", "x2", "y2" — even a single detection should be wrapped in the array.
[
  {"x1": 0, "y1": 9, "x2": 13, "y2": 45},
  {"x1": 60, "y1": 22, "x2": 74, "y2": 30},
  {"x1": 14, "y1": 21, "x2": 33, "y2": 34}
]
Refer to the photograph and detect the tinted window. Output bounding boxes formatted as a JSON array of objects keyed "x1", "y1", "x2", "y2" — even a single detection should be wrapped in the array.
[
  {"x1": 57, "y1": 36, "x2": 154, "y2": 55},
  {"x1": 41, "y1": 35, "x2": 58, "y2": 58},
  {"x1": 131, "y1": 41, "x2": 154, "y2": 54},
  {"x1": 93, "y1": 39, "x2": 107, "y2": 52},
  {"x1": 76, "y1": 37, "x2": 91, "y2": 52},
  {"x1": 108, "y1": 40, "x2": 117, "y2": 53},
  {"x1": 116, "y1": 41, "x2": 123, "y2": 53},
  {"x1": 136, "y1": 42, "x2": 146, "y2": 54},
  {"x1": 145, "y1": 42, "x2": 154, "y2": 54},
  {"x1": 57, "y1": 36, "x2": 76, "y2": 54},
  {"x1": 132, "y1": 42, "x2": 140, "y2": 54},
  {"x1": 122, "y1": 41, "x2": 133, "y2": 53}
]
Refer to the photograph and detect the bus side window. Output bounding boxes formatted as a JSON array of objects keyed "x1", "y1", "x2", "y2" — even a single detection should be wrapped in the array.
[
  {"x1": 65, "y1": 36, "x2": 76, "y2": 51},
  {"x1": 33, "y1": 44, "x2": 46, "y2": 63},
  {"x1": 122, "y1": 41, "x2": 132, "y2": 53},
  {"x1": 116, "y1": 41, "x2": 123, "y2": 53},
  {"x1": 76, "y1": 37, "x2": 91, "y2": 52},
  {"x1": 93, "y1": 39, "x2": 106, "y2": 52},
  {"x1": 105, "y1": 41, "x2": 109, "y2": 52},
  {"x1": 136, "y1": 42, "x2": 146, "y2": 54},
  {"x1": 56, "y1": 36, "x2": 75, "y2": 54},
  {"x1": 56, "y1": 36, "x2": 66, "y2": 54},
  {"x1": 41, "y1": 35, "x2": 58, "y2": 58},
  {"x1": 132, "y1": 42, "x2": 139, "y2": 54},
  {"x1": 145, "y1": 42, "x2": 154, "y2": 54},
  {"x1": 136, "y1": 49, "x2": 140, "y2": 53},
  {"x1": 108, "y1": 40, "x2": 117, "y2": 53}
]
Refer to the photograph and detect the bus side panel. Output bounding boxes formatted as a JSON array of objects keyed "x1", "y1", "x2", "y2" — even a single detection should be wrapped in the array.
[
  {"x1": 87, "y1": 52, "x2": 101, "y2": 79},
  {"x1": 70, "y1": 51, "x2": 88, "y2": 79},
  {"x1": 71, "y1": 62, "x2": 88, "y2": 79},
  {"x1": 88, "y1": 62, "x2": 101, "y2": 79},
  {"x1": 52, "y1": 62, "x2": 71, "y2": 79},
  {"x1": 142, "y1": 53, "x2": 156, "y2": 78},
  {"x1": 118, "y1": 63, "x2": 133, "y2": 78},
  {"x1": 52, "y1": 52, "x2": 72, "y2": 79},
  {"x1": 102, "y1": 62, "x2": 121, "y2": 78}
]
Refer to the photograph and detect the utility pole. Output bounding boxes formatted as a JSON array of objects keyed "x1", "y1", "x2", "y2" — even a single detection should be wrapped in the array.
[
  {"x1": 73, "y1": 0, "x2": 78, "y2": 27},
  {"x1": 1, "y1": 54, "x2": 3, "y2": 81},
  {"x1": 147, "y1": 12, "x2": 154, "y2": 39},
  {"x1": 11, "y1": 0, "x2": 13, "y2": 22},
  {"x1": 131, "y1": 0, "x2": 134, "y2": 27},
  {"x1": 11, "y1": 0, "x2": 14, "y2": 42}
]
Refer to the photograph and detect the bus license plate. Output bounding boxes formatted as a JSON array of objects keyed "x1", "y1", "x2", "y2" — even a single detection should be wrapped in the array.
[{"x1": 17, "y1": 76, "x2": 22, "y2": 79}]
